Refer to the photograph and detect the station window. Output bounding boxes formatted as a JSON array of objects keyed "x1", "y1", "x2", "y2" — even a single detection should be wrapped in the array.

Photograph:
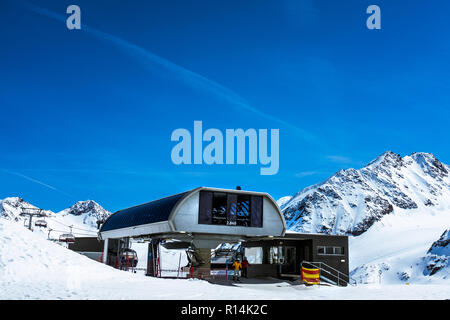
[
  {"x1": 333, "y1": 246, "x2": 344, "y2": 255},
  {"x1": 212, "y1": 192, "x2": 227, "y2": 225},
  {"x1": 269, "y1": 246, "x2": 280, "y2": 264},
  {"x1": 198, "y1": 191, "x2": 263, "y2": 227},
  {"x1": 236, "y1": 194, "x2": 251, "y2": 227},
  {"x1": 317, "y1": 246, "x2": 344, "y2": 256},
  {"x1": 244, "y1": 247, "x2": 263, "y2": 264}
]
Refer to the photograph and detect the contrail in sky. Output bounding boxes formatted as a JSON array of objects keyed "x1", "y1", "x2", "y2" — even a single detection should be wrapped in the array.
[
  {"x1": 19, "y1": 1, "x2": 317, "y2": 143},
  {"x1": 1, "y1": 169, "x2": 75, "y2": 199}
]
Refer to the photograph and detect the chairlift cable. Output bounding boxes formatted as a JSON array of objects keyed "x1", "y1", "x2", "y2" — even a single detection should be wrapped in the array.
[{"x1": 44, "y1": 216, "x2": 98, "y2": 233}]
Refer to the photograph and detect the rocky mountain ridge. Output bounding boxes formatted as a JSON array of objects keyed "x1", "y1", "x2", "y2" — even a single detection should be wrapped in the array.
[{"x1": 279, "y1": 151, "x2": 450, "y2": 236}]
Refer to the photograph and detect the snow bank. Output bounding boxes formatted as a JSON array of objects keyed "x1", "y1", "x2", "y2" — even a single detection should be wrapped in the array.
[
  {"x1": 1, "y1": 218, "x2": 449, "y2": 299},
  {"x1": 349, "y1": 207, "x2": 450, "y2": 285}
]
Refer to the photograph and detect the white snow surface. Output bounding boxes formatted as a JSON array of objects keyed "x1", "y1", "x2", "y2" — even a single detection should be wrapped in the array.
[
  {"x1": 349, "y1": 206, "x2": 450, "y2": 285},
  {"x1": 1, "y1": 217, "x2": 449, "y2": 299},
  {"x1": 276, "y1": 196, "x2": 292, "y2": 209}
]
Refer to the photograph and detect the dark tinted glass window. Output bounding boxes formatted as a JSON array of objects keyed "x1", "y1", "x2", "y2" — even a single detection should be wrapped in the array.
[
  {"x1": 325, "y1": 246, "x2": 334, "y2": 255},
  {"x1": 317, "y1": 246, "x2": 344, "y2": 255},
  {"x1": 227, "y1": 193, "x2": 237, "y2": 226},
  {"x1": 250, "y1": 195, "x2": 263, "y2": 227},
  {"x1": 236, "y1": 195, "x2": 251, "y2": 226},
  {"x1": 212, "y1": 192, "x2": 227, "y2": 225},
  {"x1": 198, "y1": 191, "x2": 212, "y2": 224},
  {"x1": 198, "y1": 192, "x2": 263, "y2": 227}
]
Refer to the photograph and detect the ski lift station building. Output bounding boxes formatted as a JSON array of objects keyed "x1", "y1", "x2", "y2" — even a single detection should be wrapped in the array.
[{"x1": 99, "y1": 187, "x2": 350, "y2": 284}]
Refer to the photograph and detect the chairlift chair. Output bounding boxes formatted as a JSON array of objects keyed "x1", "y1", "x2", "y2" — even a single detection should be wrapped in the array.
[
  {"x1": 119, "y1": 248, "x2": 138, "y2": 268},
  {"x1": 35, "y1": 220, "x2": 47, "y2": 228},
  {"x1": 59, "y1": 233, "x2": 75, "y2": 243}
]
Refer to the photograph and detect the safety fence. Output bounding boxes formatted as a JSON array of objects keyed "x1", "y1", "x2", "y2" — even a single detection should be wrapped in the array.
[
  {"x1": 156, "y1": 267, "x2": 236, "y2": 281},
  {"x1": 189, "y1": 267, "x2": 236, "y2": 282},
  {"x1": 158, "y1": 268, "x2": 189, "y2": 278}
]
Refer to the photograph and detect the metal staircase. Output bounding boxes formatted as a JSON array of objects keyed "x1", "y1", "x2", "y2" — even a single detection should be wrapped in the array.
[{"x1": 301, "y1": 261, "x2": 357, "y2": 287}]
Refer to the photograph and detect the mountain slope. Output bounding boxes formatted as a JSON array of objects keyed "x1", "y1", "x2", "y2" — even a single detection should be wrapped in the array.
[
  {"x1": 281, "y1": 151, "x2": 450, "y2": 236},
  {"x1": 0, "y1": 197, "x2": 52, "y2": 221},
  {"x1": 349, "y1": 209, "x2": 450, "y2": 284},
  {"x1": 423, "y1": 229, "x2": 450, "y2": 276},
  {"x1": 0, "y1": 197, "x2": 111, "y2": 239},
  {"x1": 57, "y1": 200, "x2": 111, "y2": 229}
]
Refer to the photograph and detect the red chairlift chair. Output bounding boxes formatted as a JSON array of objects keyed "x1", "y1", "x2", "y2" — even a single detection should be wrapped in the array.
[
  {"x1": 59, "y1": 233, "x2": 75, "y2": 243},
  {"x1": 35, "y1": 220, "x2": 47, "y2": 228}
]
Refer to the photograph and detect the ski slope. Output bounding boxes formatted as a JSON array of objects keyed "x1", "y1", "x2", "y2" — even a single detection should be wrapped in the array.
[
  {"x1": 1, "y1": 218, "x2": 449, "y2": 299},
  {"x1": 350, "y1": 206, "x2": 450, "y2": 284}
]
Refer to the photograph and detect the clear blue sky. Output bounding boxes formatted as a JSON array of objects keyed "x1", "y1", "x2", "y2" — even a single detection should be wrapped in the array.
[{"x1": 1, "y1": 0, "x2": 449, "y2": 212}]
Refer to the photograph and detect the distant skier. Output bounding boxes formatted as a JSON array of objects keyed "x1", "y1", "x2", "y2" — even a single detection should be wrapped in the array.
[
  {"x1": 232, "y1": 258, "x2": 242, "y2": 282},
  {"x1": 241, "y1": 257, "x2": 250, "y2": 278},
  {"x1": 120, "y1": 255, "x2": 126, "y2": 270}
]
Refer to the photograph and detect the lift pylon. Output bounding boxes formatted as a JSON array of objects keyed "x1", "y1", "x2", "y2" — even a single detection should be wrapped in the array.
[{"x1": 19, "y1": 208, "x2": 47, "y2": 230}]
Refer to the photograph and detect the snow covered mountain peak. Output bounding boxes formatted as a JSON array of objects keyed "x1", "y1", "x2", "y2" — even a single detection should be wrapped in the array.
[
  {"x1": 366, "y1": 150, "x2": 403, "y2": 169},
  {"x1": 282, "y1": 151, "x2": 450, "y2": 236},
  {"x1": 58, "y1": 200, "x2": 111, "y2": 229},
  {"x1": 0, "y1": 196, "x2": 112, "y2": 233},
  {"x1": 0, "y1": 197, "x2": 46, "y2": 221},
  {"x1": 1, "y1": 197, "x2": 35, "y2": 209},
  {"x1": 276, "y1": 196, "x2": 293, "y2": 209},
  {"x1": 63, "y1": 200, "x2": 108, "y2": 217},
  {"x1": 406, "y1": 152, "x2": 448, "y2": 181}
]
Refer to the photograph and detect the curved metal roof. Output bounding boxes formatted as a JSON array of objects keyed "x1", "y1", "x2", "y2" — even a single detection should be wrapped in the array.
[
  {"x1": 100, "y1": 191, "x2": 189, "y2": 232},
  {"x1": 99, "y1": 187, "x2": 285, "y2": 238}
]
